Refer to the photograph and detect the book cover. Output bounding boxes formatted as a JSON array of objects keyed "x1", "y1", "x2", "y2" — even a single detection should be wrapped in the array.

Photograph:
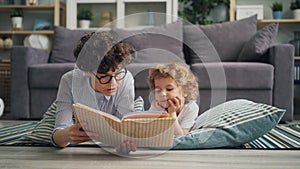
[{"x1": 72, "y1": 103, "x2": 176, "y2": 148}]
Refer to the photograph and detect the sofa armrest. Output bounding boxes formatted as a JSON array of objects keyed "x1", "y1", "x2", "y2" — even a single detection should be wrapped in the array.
[
  {"x1": 268, "y1": 44, "x2": 294, "y2": 122},
  {"x1": 10, "y1": 46, "x2": 50, "y2": 119}
]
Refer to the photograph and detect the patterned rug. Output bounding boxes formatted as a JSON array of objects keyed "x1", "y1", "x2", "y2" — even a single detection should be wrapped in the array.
[
  {"x1": 0, "y1": 121, "x2": 300, "y2": 149},
  {"x1": 243, "y1": 124, "x2": 300, "y2": 149},
  {"x1": 0, "y1": 122, "x2": 40, "y2": 146}
]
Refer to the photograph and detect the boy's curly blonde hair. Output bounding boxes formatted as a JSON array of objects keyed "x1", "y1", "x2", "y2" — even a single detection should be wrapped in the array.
[{"x1": 147, "y1": 63, "x2": 199, "y2": 103}]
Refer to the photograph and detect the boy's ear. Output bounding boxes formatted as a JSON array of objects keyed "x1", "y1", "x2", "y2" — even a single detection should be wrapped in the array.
[
  {"x1": 182, "y1": 88, "x2": 188, "y2": 97},
  {"x1": 182, "y1": 90, "x2": 188, "y2": 98}
]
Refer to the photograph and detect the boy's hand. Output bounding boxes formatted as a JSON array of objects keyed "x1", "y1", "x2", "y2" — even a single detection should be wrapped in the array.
[
  {"x1": 153, "y1": 100, "x2": 167, "y2": 111},
  {"x1": 167, "y1": 96, "x2": 182, "y2": 117}
]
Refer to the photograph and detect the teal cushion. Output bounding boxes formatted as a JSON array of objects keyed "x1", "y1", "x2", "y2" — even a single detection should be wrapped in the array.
[{"x1": 172, "y1": 99, "x2": 285, "y2": 149}]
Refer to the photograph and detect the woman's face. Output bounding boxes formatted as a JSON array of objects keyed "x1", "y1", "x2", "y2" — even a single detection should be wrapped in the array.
[
  {"x1": 153, "y1": 76, "x2": 184, "y2": 109},
  {"x1": 90, "y1": 68, "x2": 126, "y2": 96}
]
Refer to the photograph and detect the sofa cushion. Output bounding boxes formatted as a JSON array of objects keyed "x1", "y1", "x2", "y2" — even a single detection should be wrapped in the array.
[
  {"x1": 113, "y1": 20, "x2": 185, "y2": 64},
  {"x1": 50, "y1": 26, "x2": 93, "y2": 63},
  {"x1": 29, "y1": 63, "x2": 75, "y2": 88},
  {"x1": 190, "y1": 62, "x2": 273, "y2": 89},
  {"x1": 183, "y1": 15, "x2": 257, "y2": 63},
  {"x1": 183, "y1": 26, "x2": 219, "y2": 63},
  {"x1": 172, "y1": 99, "x2": 285, "y2": 149},
  {"x1": 237, "y1": 23, "x2": 279, "y2": 61}
]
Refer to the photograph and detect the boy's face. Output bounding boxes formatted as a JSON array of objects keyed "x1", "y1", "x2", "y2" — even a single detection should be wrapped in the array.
[
  {"x1": 154, "y1": 76, "x2": 184, "y2": 108},
  {"x1": 91, "y1": 68, "x2": 126, "y2": 96}
]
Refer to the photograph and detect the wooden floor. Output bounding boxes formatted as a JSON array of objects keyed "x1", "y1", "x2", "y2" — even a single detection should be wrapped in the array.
[
  {"x1": 0, "y1": 146, "x2": 299, "y2": 169},
  {"x1": 0, "y1": 120, "x2": 300, "y2": 169}
]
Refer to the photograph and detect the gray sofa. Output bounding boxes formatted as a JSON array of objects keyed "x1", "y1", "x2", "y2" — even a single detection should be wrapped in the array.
[{"x1": 10, "y1": 15, "x2": 294, "y2": 122}]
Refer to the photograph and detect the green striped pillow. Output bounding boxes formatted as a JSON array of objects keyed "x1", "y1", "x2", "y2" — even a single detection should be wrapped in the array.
[
  {"x1": 172, "y1": 99, "x2": 285, "y2": 149},
  {"x1": 19, "y1": 102, "x2": 57, "y2": 144},
  {"x1": 22, "y1": 97, "x2": 144, "y2": 145},
  {"x1": 134, "y1": 96, "x2": 144, "y2": 111}
]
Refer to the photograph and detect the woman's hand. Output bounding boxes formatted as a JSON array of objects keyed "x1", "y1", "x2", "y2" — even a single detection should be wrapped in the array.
[
  {"x1": 115, "y1": 140, "x2": 137, "y2": 155},
  {"x1": 53, "y1": 122, "x2": 99, "y2": 147},
  {"x1": 67, "y1": 122, "x2": 99, "y2": 144}
]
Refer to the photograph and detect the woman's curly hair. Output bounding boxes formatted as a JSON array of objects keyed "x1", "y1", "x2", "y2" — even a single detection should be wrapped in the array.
[
  {"x1": 147, "y1": 63, "x2": 199, "y2": 103},
  {"x1": 73, "y1": 31, "x2": 133, "y2": 73}
]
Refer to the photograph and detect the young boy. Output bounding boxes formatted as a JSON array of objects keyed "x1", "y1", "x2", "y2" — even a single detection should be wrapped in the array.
[
  {"x1": 52, "y1": 31, "x2": 136, "y2": 153},
  {"x1": 147, "y1": 63, "x2": 199, "y2": 136}
]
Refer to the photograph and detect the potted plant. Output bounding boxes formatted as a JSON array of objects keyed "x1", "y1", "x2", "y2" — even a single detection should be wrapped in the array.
[
  {"x1": 178, "y1": 0, "x2": 229, "y2": 25},
  {"x1": 77, "y1": 8, "x2": 93, "y2": 29},
  {"x1": 10, "y1": 8, "x2": 23, "y2": 31},
  {"x1": 271, "y1": 1, "x2": 283, "y2": 19},
  {"x1": 290, "y1": 0, "x2": 300, "y2": 20}
]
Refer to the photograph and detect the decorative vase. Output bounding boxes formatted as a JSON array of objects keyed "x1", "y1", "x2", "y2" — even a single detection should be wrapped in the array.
[
  {"x1": 99, "y1": 11, "x2": 112, "y2": 27},
  {"x1": 4, "y1": 38, "x2": 13, "y2": 49},
  {"x1": 79, "y1": 20, "x2": 90, "y2": 29},
  {"x1": 146, "y1": 9, "x2": 154, "y2": 25},
  {"x1": 11, "y1": 17, "x2": 23, "y2": 30},
  {"x1": 0, "y1": 98, "x2": 4, "y2": 118},
  {"x1": 289, "y1": 31, "x2": 300, "y2": 56},
  {"x1": 0, "y1": 38, "x2": 3, "y2": 48},
  {"x1": 293, "y1": 9, "x2": 300, "y2": 20},
  {"x1": 273, "y1": 11, "x2": 282, "y2": 20}
]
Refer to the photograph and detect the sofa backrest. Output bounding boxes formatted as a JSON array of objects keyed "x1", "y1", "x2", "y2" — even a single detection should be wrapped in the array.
[
  {"x1": 50, "y1": 20, "x2": 187, "y2": 65},
  {"x1": 50, "y1": 15, "x2": 258, "y2": 66}
]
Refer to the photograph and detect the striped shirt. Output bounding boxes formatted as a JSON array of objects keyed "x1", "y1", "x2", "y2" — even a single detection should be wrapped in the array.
[{"x1": 54, "y1": 68, "x2": 135, "y2": 130}]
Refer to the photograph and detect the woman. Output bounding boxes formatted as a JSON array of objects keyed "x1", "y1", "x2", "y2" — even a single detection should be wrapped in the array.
[{"x1": 52, "y1": 31, "x2": 136, "y2": 154}]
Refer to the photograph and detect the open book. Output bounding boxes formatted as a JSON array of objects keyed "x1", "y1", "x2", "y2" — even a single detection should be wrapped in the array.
[{"x1": 72, "y1": 103, "x2": 176, "y2": 148}]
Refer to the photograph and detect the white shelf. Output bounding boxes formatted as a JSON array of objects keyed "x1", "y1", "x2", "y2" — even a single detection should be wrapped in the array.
[
  {"x1": 230, "y1": 0, "x2": 300, "y2": 60},
  {"x1": 66, "y1": 0, "x2": 177, "y2": 29},
  {"x1": 0, "y1": 0, "x2": 61, "y2": 32},
  {"x1": 0, "y1": 0, "x2": 63, "y2": 46}
]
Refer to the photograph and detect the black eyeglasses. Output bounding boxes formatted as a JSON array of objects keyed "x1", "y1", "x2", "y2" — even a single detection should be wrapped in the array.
[{"x1": 93, "y1": 68, "x2": 127, "y2": 84}]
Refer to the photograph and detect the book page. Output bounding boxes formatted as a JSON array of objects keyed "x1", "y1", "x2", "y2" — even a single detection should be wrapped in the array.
[
  {"x1": 72, "y1": 103, "x2": 121, "y2": 123},
  {"x1": 72, "y1": 103, "x2": 176, "y2": 148},
  {"x1": 122, "y1": 111, "x2": 170, "y2": 119}
]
